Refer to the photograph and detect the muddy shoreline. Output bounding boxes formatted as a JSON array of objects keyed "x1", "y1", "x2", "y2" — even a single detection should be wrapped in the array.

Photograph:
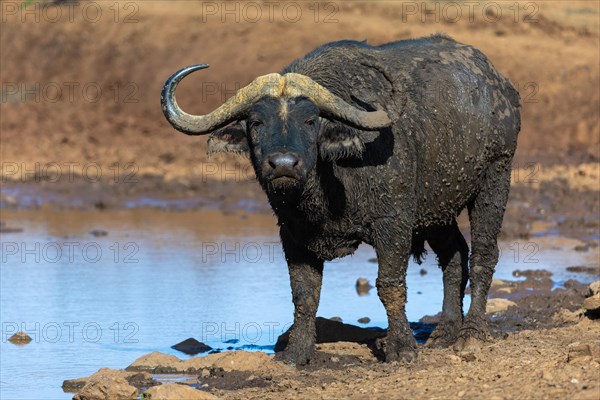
[{"x1": 59, "y1": 277, "x2": 600, "y2": 399}]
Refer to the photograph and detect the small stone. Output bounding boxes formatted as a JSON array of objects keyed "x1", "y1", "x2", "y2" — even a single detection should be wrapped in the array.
[
  {"x1": 486, "y1": 298, "x2": 517, "y2": 314},
  {"x1": 357, "y1": 317, "x2": 371, "y2": 324},
  {"x1": 355, "y1": 278, "x2": 373, "y2": 295},
  {"x1": 568, "y1": 343, "x2": 594, "y2": 363},
  {"x1": 8, "y1": 331, "x2": 32, "y2": 344},
  {"x1": 447, "y1": 354, "x2": 462, "y2": 364},
  {"x1": 566, "y1": 266, "x2": 597, "y2": 274},
  {"x1": 496, "y1": 287, "x2": 514, "y2": 294},
  {"x1": 491, "y1": 279, "x2": 508, "y2": 287},
  {"x1": 586, "y1": 281, "x2": 600, "y2": 297},
  {"x1": 330, "y1": 356, "x2": 340, "y2": 363},
  {"x1": 541, "y1": 369, "x2": 554, "y2": 381},
  {"x1": 329, "y1": 316, "x2": 343, "y2": 322},
  {"x1": 73, "y1": 376, "x2": 137, "y2": 400},
  {"x1": 512, "y1": 269, "x2": 552, "y2": 278},
  {"x1": 460, "y1": 352, "x2": 478, "y2": 362},
  {"x1": 582, "y1": 294, "x2": 600, "y2": 317},
  {"x1": 171, "y1": 338, "x2": 212, "y2": 355},
  {"x1": 419, "y1": 268, "x2": 427, "y2": 276}
]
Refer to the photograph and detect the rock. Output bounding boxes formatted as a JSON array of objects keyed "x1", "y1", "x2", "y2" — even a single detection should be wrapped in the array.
[
  {"x1": 89, "y1": 229, "x2": 108, "y2": 237},
  {"x1": 582, "y1": 294, "x2": 600, "y2": 317},
  {"x1": 419, "y1": 268, "x2": 427, "y2": 276},
  {"x1": 127, "y1": 351, "x2": 275, "y2": 374},
  {"x1": 63, "y1": 368, "x2": 155, "y2": 392},
  {"x1": 447, "y1": 354, "x2": 462, "y2": 364},
  {"x1": 274, "y1": 317, "x2": 386, "y2": 352},
  {"x1": 419, "y1": 313, "x2": 441, "y2": 324},
  {"x1": 126, "y1": 352, "x2": 181, "y2": 373},
  {"x1": 357, "y1": 317, "x2": 371, "y2": 324},
  {"x1": 73, "y1": 376, "x2": 137, "y2": 400},
  {"x1": 486, "y1": 298, "x2": 517, "y2": 314},
  {"x1": 491, "y1": 279, "x2": 508, "y2": 287},
  {"x1": 566, "y1": 266, "x2": 597, "y2": 274},
  {"x1": 171, "y1": 338, "x2": 212, "y2": 355},
  {"x1": 513, "y1": 269, "x2": 552, "y2": 279},
  {"x1": 495, "y1": 287, "x2": 514, "y2": 295},
  {"x1": 316, "y1": 342, "x2": 377, "y2": 362},
  {"x1": 355, "y1": 278, "x2": 373, "y2": 295},
  {"x1": 210, "y1": 351, "x2": 272, "y2": 372},
  {"x1": 460, "y1": 352, "x2": 479, "y2": 362},
  {"x1": 586, "y1": 281, "x2": 600, "y2": 297},
  {"x1": 329, "y1": 316, "x2": 343, "y2": 322},
  {"x1": 8, "y1": 331, "x2": 32, "y2": 344},
  {"x1": 142, "y1": 384, "x2": 218, "y2": 399},
  {"x1": 553, "y1": 308, "x2": 583, "y2": 324},
  {"x1": 567, "y1": 343, "x2": 599, "y2": 363},
  {"x1": 0, "y1": 225, "x2": 23, "y2": 233}
]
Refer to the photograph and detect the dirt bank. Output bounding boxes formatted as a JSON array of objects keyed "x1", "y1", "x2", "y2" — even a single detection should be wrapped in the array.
[
  {"x1": 2, "y1": 1, "x2": 599, "y2": 238},
  {"x1": 1, "y1": 1, "x2": 599, "y2": 181}
]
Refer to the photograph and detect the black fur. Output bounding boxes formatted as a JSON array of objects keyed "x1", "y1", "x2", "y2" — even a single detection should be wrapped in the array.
[{"x1": 206, "y1": 34, "x2": 521, "y2": 364}]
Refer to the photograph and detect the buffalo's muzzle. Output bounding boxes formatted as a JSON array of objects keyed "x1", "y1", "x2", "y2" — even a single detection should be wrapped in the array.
[{"x1": 264, "y1": 152, "x2": 304, "y2": 182}]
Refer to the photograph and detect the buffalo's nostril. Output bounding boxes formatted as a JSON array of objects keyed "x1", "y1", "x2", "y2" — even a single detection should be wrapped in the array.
[{"x1": 268, "y1": 153, "x2": 299, "y2": 170}]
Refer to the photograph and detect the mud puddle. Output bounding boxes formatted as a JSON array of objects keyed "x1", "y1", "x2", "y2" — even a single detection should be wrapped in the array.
[{"x1": 0, "y1": 209, "x2": 598, "y2": 399}]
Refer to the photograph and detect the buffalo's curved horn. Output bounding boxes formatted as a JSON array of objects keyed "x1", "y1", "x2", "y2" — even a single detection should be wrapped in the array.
[
  {"x1": 162, "y1": 65, "x2": 392, "y2": 135},
  {"x1": 161, "y1": 64, "x2": 285, "y2": 135},
  {"x1": 283, "y1": 73, "x2": 392, "y2": 130}
]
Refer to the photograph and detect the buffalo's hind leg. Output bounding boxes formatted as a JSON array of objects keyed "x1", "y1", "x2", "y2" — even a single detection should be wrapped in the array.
[
  {"x1": 277, "y1": 227, "x2": 324, "y2": 365},
  {"x1": 425, "y1": 221, "x2": 469, "y2": 348},
  {"x1": 455, "y1": 157, "x2": 512, "y2": 352}
]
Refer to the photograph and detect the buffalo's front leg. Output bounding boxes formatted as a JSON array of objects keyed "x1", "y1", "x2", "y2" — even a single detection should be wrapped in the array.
[
  {"x1": 374, "y1": 223, "x2": 417, "y2": 362},
  {"x1": 278, "y1": 229, "x2": 324, "y2": 365}
]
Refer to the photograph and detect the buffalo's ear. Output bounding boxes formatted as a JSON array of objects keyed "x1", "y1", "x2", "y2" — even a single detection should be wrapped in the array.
[
  {"x1": 207, "y1": 121, "x2": 249, "y2": 156},
  {"x1": 318, "y1": 120, "x2": 365, "y2": 161}
]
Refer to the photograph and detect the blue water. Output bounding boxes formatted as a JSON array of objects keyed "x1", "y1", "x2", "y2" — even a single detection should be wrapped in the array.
[{"x1": 0, "y1": 210, "x2": 597, "y2": 399}]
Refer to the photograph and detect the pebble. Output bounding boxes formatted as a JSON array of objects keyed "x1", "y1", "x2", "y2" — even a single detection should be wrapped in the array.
[
  {"x1": 8, "y1": 331, "x2": 32, "y2": 344},
  {"x1": 582, "y1": 294, "x2": 600, "y2": 317},
  {"x1": 486, "y1": 298, "x2": 517, "y2": 314},
  {"x1": 355, "y1": 278, "x2": 373, "y2": 295},
  {"x1": 586, "y1": 281, "x2": 600, "y2": 297}
]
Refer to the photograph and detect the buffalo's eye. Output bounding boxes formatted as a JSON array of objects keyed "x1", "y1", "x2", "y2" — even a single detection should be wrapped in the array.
[
  {"x1": 305, "y1": 118, "x2": 317, "y2": 127},
  {"x1": 249, "y1": 120, "x2": 263, "y2": 129}
]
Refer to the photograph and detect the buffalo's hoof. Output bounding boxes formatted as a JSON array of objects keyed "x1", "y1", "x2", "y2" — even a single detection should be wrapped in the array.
[
  {"x1": 452, "y1": 320, "x2": 492, "y2": 352},
  {"x1": 425, "y1": 319, "x2": 461, "y2": 348},
  {"x1": 274, "y1": 346, "x2": 314, "y2": 366},
  {"x1": 386, "y1": 348, "x2": 418, "y2": 363},
  {"x1": 382, "y1": 338, "x2": 418, "y2": 363}
]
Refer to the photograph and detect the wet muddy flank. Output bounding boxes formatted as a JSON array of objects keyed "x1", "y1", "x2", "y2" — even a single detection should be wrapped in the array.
[{"x1": 1, "y1": 209, "x2": 598, "y2": 399}]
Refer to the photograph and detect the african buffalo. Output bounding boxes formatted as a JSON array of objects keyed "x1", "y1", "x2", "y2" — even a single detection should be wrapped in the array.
[{"x1": 161, "y1": 34, "x2": 521, "y2": 365}]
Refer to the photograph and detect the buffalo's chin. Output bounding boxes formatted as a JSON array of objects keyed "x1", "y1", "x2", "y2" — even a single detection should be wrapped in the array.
[{"x1": 266, "y1": 176, "x2": 303, "y2": 194}]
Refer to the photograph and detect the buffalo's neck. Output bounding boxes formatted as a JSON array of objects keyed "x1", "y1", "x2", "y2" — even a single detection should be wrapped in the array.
[{"x1": 267, "y1": 161, "x2": 367, "y2": 260}]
